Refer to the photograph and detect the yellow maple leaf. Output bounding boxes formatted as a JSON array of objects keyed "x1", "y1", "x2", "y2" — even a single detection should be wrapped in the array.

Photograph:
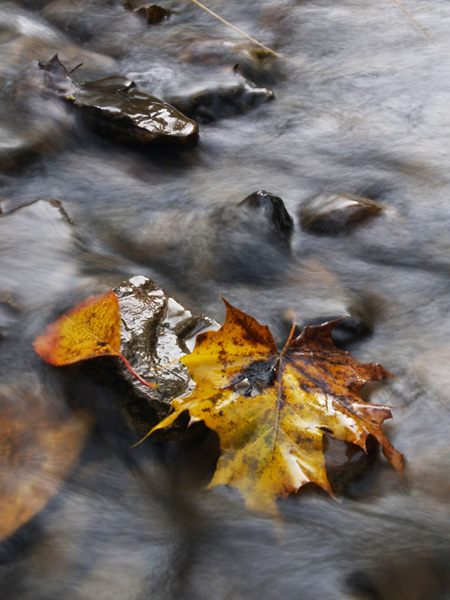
[{"x1": 149, "y1": 298, "x2": 404, "y2": 514}]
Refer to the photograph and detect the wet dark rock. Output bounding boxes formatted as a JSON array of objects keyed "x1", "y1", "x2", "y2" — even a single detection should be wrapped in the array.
[
  {"x1": 331, "y1": 313, "x2": 372, "y2": 347},
  {"x1": 76, "y1": 77, "x2": 199, "y2": 145},
  {"x1": 300, "y1": 192, "x2": 386, "y2": 235},
  {"x1": 124, "y1": 1, "x2": 171, "y2": 24},
  {"x1": 107, "y1": 191, "x2": 294, "y2": 286},
  {"x1": 40, "y1": 56, "x2": 199, "y2": 145},
  {"x1": 201, "y1": 191, "x2": 294, "y2": 283},
  {"x1": 324, "y1": 435, "x2": 377, "y2": 494},
  {"x1": 113, "y1": 275, "x2": 219, "y2": 435},
  {"x1": 239, "y1": 190, "x2": 293, "y2": 243},
  {"x1": 167, "y1": 74, "x2": 274, "y2": 124}
]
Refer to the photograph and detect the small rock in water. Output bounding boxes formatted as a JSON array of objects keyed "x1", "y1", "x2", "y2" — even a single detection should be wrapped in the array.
[
  {"x1": 300, "y1": 192, "x2": 386, "y2": 235},
  {"x1": 239, "y1": 190, "x2": 293, "y2": 244},
  {"x1": 40, "y1": 55, "x2": 199, "y2": 146},
  {"x1": 113, "y1": 275, "x2": 219, "y2": 434},
  {"x1": 107, "y1": 191, "x2": 294, "y2": 286},
  {"x1": 167, "y1": 75, "x2": 274, "y2": 124},
  {"x1": 124, "y1": 1, "x2": 171, "y2": 24},
  {"x1": 76, "y1": 76, "x2": 199, "y2": 145}
]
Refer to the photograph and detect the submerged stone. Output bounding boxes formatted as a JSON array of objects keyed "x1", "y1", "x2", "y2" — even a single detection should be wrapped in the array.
[
  {"x1": 0, "y1": 122, "x2": 60, "y2": 173},
  {"x1": 40, "y1": 56, "x2": 199, "y2": 146},
  {"x1": 113, "y1": 276, "x2": 219, "y2": 434},
  {"x1": 124, "y1": 1, "x2": 171, "y2": 24},
  {"x1": 106, "y1": 191, "x2": 294, "y2": 287},
  {"x1": 167, "y1": 75, "x2": 274, "y2": 124},
  {"x1": 181, "y1": 39, "x2": 281, "y2": 86},
  {"x1": 0, "y1": 199, "x2": 81, "y2": 308},
  {"x1": 300, "y1": 192, "x2": 386, "y2": 235}
]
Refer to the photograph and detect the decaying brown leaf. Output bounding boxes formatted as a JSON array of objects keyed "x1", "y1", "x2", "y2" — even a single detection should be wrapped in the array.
[
  {"x1": 149, "y1": 298, "x2": 404, "y2": 514},
  {"x1": 0, "y1": 383, "x2": 90, "y2": 541}
]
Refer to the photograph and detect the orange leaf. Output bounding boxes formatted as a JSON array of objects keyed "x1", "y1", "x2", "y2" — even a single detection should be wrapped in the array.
[
  {"x1": 33, "y1": 290, "x2": 121, "y2": 365},
  {"x1": 33, "y1": 290, "x2": 155, "y2": 388}
]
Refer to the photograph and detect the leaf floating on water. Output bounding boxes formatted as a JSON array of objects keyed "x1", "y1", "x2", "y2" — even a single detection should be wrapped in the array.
[
  {"x1": 34, "y1": 290, "x2": 155, "y2": 388},
  {"x1": 150, "y1": 298, "x2": 404, "y2": 514}
]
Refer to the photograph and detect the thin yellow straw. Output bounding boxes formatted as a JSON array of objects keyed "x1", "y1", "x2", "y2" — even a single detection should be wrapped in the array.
[
  {"x1": 389, "y1": 0, "x2": 435, "y2": 41},
  {"x1": 189, "y1": 0, "x2": 284, "y2": 59}
]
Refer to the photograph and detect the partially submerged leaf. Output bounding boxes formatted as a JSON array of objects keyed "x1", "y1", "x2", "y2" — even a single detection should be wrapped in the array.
[
  {"x1": 34, "y1": 290, "x2": 155, "y2": 388},
  {"x1": 34, "y1": 290, "x2": 121, "y2": 365},
  {"x1": 0, "y1": 383, "x2": 90, "y2": 541},
  {"x1": 150, "y1": 298, "x2": 404, "y2": 514}
]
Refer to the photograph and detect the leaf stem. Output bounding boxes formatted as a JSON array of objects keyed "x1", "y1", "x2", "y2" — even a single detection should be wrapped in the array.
[
  {"x1": 118, "y1": 354, "x2": 156, "y2": 388},
  {"x1": 280, "y1": 320, "x2": 297, "y2": 358}
]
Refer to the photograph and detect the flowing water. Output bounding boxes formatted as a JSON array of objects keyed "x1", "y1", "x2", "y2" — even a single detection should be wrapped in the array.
[{"x1": 1, "y1": 1, "x2": 450, "y2": 598}]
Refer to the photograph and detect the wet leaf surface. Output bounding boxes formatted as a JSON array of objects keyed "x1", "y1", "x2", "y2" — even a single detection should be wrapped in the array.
[
  {"x1": 33, "y1": 290, "x2": 121, "y2": 365},
  {"x1": 150, "y1": 298, "x2": 404, "y2": 514},
  {"x1": 33, "y1": 289, "x2": 155, "y2": 388}
]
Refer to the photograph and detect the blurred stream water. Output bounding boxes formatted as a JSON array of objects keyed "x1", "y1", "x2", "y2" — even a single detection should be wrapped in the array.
[{"x1": 0, "y1": 1, "x2": 450, "y2": 599}]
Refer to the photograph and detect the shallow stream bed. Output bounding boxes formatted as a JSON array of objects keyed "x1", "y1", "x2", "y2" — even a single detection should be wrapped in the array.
[{"x1": 1, "y1": 1, "x2": 450, "y2": 599}]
